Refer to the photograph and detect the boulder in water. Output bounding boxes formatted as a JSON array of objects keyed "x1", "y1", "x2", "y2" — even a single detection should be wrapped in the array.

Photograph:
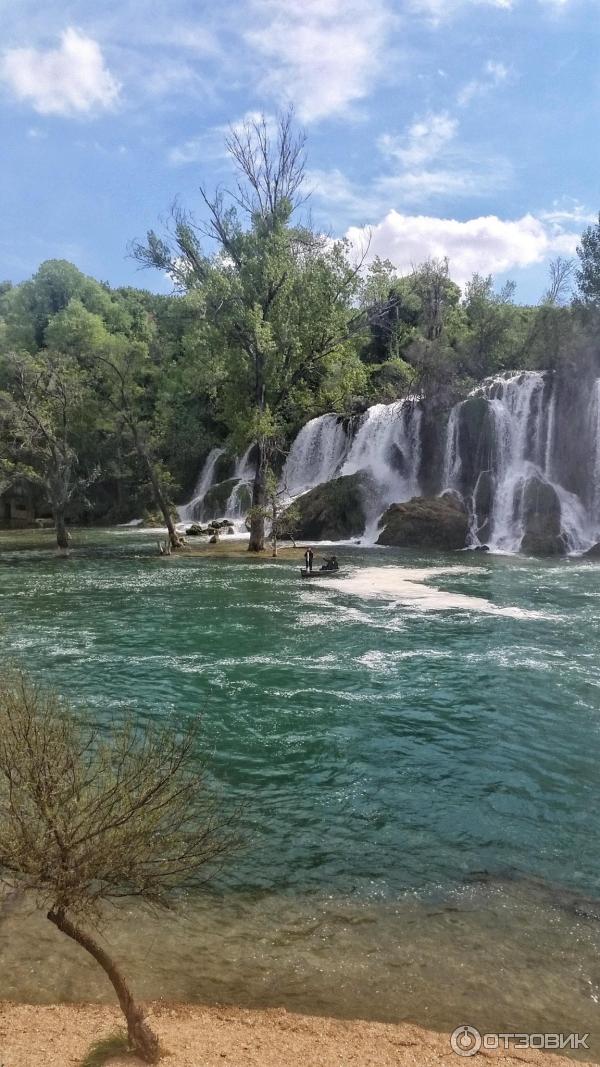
[
  {"x1": 281, "y1": 473, "x2": 369, "y2": 540},
  {"x1": 376, "y1": 492, "x2": 469, "y2": 550},
  {"x1": 519, "y1": 475, "x2": 566, "y2": 556},
  {"x1": 583, "y1": 542, "x2": 600, "y2": 559}
]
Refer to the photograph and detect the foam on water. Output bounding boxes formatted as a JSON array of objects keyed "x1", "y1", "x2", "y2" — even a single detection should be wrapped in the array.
[{"x1": 319, "y1": 566, "x2": 553, "y2": 618}]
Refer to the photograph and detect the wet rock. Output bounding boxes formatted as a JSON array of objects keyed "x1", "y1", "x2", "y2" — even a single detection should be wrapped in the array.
[
  {"x1": 376, "y1": 492, "x2": 469, "y2": 550},
  {"x1": 281, "y1": 473, "x2": 370, "y2": 541},
  {"x1": 583, "y1": 542, "x2": 600, "y2": 559},
  {"x1": 519, "y1": 475, "x2": 566, "y2": 556}
]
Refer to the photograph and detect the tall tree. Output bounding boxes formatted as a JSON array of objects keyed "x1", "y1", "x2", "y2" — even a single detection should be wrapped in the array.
[
  {"x1": 134, "y1": 111, "x2": 367, "y2": 551},
  {"x1": 576, "y1": 212, "x2": 600, "y2": 307},
  {"x1": 0, "y1": 350, "x2": 96, "y2": 549},
  {"x1": 45, "y1": 296, "x2": 184, "y2": 548},
  {"x1": 461, "y1": 274, "x2": 516, "y2": 378}
]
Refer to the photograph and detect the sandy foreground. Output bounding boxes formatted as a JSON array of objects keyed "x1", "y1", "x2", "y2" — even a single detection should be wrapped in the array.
[{"x1": 0, "y1": 1003, "x2": 596, "y2": 1067}]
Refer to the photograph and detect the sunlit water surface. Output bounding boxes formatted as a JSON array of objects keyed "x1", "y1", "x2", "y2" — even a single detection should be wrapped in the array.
[{"x1": 0, "y1": 529, "x2": 599, "y2": 1056}]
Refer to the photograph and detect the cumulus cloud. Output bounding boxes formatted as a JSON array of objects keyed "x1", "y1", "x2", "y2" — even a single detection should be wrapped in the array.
[
  {"x1": 345, "y1": 210, "x2": 581, "y2": 286},
  {"x1": 244, "y1": 0, "x2": 394, "y2": 122},
  {"x1": 1, "y1": 27, "x2": 120, "y2": 116}
]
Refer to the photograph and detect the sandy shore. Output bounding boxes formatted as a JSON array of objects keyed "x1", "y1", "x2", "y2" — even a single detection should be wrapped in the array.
[{"x1": 0, "y1": 1003, "x2": 595, "y2": 1066}]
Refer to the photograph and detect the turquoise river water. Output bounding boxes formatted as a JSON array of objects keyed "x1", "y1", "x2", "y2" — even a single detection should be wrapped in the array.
[{"x1": 0, "y1": 529, "x2": 599, "y2": 1056}]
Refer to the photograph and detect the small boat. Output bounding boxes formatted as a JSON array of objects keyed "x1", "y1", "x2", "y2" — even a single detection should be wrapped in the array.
[{"x1": 300, "y1": 567, "x2": 339, "y2": 579}]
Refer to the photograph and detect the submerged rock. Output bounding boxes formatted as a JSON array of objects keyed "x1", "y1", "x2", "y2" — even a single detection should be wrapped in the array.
[
  {"x1": 376, "y1": 492, "x2": 469, "y2": 550},
  {"x1": 282, "y1": 473, "x2": 370, "y2": 540},
  {"x1": 519, "y1": 475, "x2": 566, "y2": 556}
]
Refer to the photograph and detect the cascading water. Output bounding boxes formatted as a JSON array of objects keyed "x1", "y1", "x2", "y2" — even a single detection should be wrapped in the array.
[
  {"x1": 340, "y1": 401, "x2": 422, "y2": 539},
  {"x1": 181, "y1": 370, "x2": 600, "y2": 553},
  {"x1": 225, "y1": 446, "x2": 256, "y2": 518},
  {"x1": 178, "y1": 447, "x2": 225, "y2": 523},
  {"x1": 281, "y1": 415, "x2": 349, "y2": 496},
  {"x1": 442, "y1": 371, "x2": 598, "y2": 553}
]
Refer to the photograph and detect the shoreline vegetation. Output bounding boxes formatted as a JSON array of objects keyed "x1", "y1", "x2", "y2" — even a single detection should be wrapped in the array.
[
  {"x1": 1, "y1": 113, "x2": 600, "y2": 557},
  {"x1": 0, "y1": 1002, "x2": 594, "y2": 1067}
]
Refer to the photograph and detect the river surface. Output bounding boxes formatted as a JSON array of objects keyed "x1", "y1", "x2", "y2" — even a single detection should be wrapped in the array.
[{"x1": 0, "y1": 529, "x2": 599, "y2": 1056}]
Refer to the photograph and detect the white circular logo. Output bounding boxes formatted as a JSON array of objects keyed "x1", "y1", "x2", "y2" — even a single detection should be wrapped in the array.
[{"x1": 451, "y1": 1025, "x2": 482, "y2": 1057}]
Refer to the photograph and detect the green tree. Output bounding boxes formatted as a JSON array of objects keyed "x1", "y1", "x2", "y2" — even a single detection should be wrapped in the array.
[
  {"x1": 134, "y1": 111, "x2": 368, "y2": 551},
  {"x1": 0, "y1": 670, "x2": 236, "y2": 1062},
  {"x1": 45, "y1": 295, "x2": 184, "y2": 548},
  {"x1": 461, "y1": 274, "x2": 516, "y2": 378},
  {"x1": 0, "y1": 349, "x2": 97, "y2": 549},
  {"x1": 576, "y1": 212, "x2": 600, "y2": 307}
]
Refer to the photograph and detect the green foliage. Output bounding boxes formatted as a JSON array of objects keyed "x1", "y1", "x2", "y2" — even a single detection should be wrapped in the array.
[
  {"x1": 80, "y1": 1031, "x2": 129, "y2": 1067},
  {"x1": 576, "y1": 213, "x2": 600, "y2": 307}
]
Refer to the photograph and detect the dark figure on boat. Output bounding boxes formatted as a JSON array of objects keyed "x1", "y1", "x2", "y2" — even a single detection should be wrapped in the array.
[
  {"x1": 320, "y1": 555, "x2": 339, "y2": 572},
  {"x1": 304, "y1": 547, "x2": 314, "y2": 573}
]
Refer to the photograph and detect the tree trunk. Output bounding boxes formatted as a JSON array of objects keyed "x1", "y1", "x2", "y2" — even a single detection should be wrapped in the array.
[
  {"x1": 148, "y1": 463, "x2": 181, "y2": 550},
  {"x1": 53, "y1": 506, "x2": 69, "y2": 552},
  {"x1": 248, "y1": 441, "x2": 267, "y2": 552},
  {"x1": 129, "y1": 421, "x2": 182, "y2": 550},
  {"x1": 47, "y1": 908, "x2": 159, "y2": 1063}
]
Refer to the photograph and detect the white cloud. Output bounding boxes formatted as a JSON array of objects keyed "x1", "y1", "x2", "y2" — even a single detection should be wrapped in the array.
[
  {"x1": 411, "y1": 0, "x2": 513, "y2": 21},
  {"x1": 412, "y1": 0, "x2": 572, "y2": 17},
  {"x1": 169, "y1": 110, "x2": 277, "y2": 166},
  {"x1": 378, "y1": 112, "x2": 458, "y2": 167},
  {"x1": 458, "y1": 59, "x2": 509, "y2": 106},
  {"x1": 244, "y1": 0, "x2": 394, "y2": 122},
  {"x1": 540, "y1": 199, "x2": 596, "y2": 228},
  {"x1": 309, "y1": 110, "x2": 510, "y2": 217},
  {"x1": 1, "y1": 27, "x2": 120, "y2": 116},
  {"x1": 345, "y1": 210, "x2": 581, "y2": 286}
]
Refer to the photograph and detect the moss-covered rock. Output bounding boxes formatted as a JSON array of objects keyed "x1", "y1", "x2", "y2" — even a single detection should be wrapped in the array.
[
  {"x1": 376, "y1": 492, "x2": 469, "y2": 549},
  {"x1": 213, "y1": 452, "x2": 236, "y2": 484},
  {"x1": 519, "y1": 475, "x2": 566, "y2": 556},
  {"x1": 282, "y1": 473, "x2": 369, "y2": 540},
  {"x1": 199, "y1": 478, "x2": 239, "y2": 521}
]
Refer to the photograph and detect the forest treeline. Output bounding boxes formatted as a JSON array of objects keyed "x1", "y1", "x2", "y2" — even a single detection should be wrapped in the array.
[{"x1": 1, "y1": 112, "x2": 599, "y2": 548}]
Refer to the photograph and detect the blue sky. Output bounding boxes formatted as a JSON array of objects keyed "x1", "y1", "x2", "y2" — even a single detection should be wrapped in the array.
[{"x1": 1, "y1": 0, "x2": 599, "y2": 301}]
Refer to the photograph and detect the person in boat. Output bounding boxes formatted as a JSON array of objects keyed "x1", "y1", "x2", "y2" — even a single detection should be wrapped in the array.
[
  {"x1": 320, "y1": 555, "x2": 339, "y2": 571},
  {"x1": 304, "y1": 547, "x2": 314, "y2": 573}
]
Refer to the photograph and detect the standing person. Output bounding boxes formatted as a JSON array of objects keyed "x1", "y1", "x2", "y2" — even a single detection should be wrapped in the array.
[{"x1": 304, "y1": 546, "x2": 314, "y2": 573}]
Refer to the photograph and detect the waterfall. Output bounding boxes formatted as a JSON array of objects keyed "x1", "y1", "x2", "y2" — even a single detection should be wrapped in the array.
[
  {"x1": 442, "y1": 403, "x2": 462, "y2": 490},
  {"x1": 178, "y1": 447, "x2": 225, "y2": 523},
  {"x1": 281, "y1": 415, "x2": 349, "y2": 496},
  {"x1": 543, "y1": 388, "x2": 556, "y2": 480},
  {"x1": 226, "y1": 446, "x2": 256, "y2": 518},
  {"x1": 484, "y1": 372, "x2": 545, "y2": 552},
  {"x1": 180, "y1": 369, "x2": 600, "y2": 553},
  {"x1": 443, "y1": 371, "x2": 597, "y2": 554},
  {"x1": 340, "y1": 400, "x2": 422, "y2": 538}
]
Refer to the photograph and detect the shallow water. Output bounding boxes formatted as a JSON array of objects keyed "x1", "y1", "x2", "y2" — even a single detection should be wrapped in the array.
[{"x1": 0, "y1": 530, "x2": 599, "y2": 1055}]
